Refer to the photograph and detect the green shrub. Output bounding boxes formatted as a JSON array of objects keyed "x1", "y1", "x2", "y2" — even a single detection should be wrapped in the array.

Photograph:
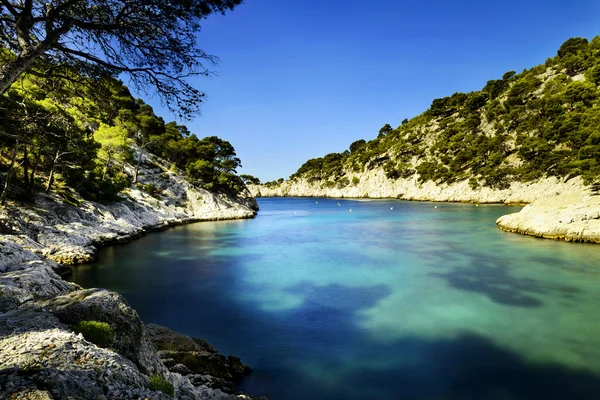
[
  {"x1": 352, "y1": 176, "x2": 360, "y2": 185},
  {"x1": 149, "y1": 375, "x2": 175, "y2": 397},
  {"x1": 468, "y1": 177, "x2": 480, "y2": 190},
  {"x1": 72, "y1": 320, "x2": 114, "y2": 348},
  {"x1": 557, "y1": 37, "x2": 588, "y2": 58},
  {"x1": 336, "y1": 177, "x2": 350, "y2": 189},
  {"x1": 263, "y1": 180, "x2": 281, "y2": 188},
  {"x1": 321, "y1": 180, "x2": 336, "y2": 189}
]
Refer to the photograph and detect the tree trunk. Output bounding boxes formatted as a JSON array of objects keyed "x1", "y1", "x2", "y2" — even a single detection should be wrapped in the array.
[
  {"x1": 0, "y1": 48, "x2": 45, "y2": 95},
  {"x1": 30, "y1": 147, "x2": 41, "y2": 187},
  {"x1": 1, "y1": 139, "x2": 19, "y2": 205},
  {"x1": 134, "y1": 147, "x2": 145, "y2": 183},
  {"x1": 0, "y1": 17, "x2": 72, "y2": 96},
  {"x1": 22, "y1": 144, "x2": 30, "y2": 186},
  {"x1": 45, "y1": 149, "x2": 60, "y2": 193},
  {"x1": 102, "y1": 153, "x2": 112, "y2": 181}
]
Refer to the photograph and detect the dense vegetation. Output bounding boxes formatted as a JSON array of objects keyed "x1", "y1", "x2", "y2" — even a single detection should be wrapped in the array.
[
  {"x1": 0, "y1": 65, "x2": 247, "y2": 204},
  {"x1": 0, "y1": 0, "x2": 249, "y2": 205},
  {"x1": 286, "y1": 36, "x2": 600, "y2": 190}
]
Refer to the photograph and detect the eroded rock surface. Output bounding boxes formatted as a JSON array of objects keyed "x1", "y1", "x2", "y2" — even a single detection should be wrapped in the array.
[
  {"x1": 249, "y1": 174, "x2": 585, "y2": 204},
  {"x1": 497, "y1": 189, "x2": 600, "y2": 243},
  {"x1": 0, "y1": 247, "x2": 262, "y2": 399},
  {"x1": 0, "y1": 171, "x2": 256, "y2": 266}
]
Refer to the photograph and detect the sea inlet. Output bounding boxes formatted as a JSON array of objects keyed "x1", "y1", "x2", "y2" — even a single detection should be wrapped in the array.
[{"x1": 72, "y1": 198, "x2": 600, "y2": 400}]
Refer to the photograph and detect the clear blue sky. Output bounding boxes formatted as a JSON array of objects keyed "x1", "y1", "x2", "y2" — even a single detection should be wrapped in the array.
[{"x1": 142, "y1": 0, "x2": 600, "y2": 182}]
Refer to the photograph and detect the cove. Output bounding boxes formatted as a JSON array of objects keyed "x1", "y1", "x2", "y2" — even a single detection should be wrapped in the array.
[{"x1": 71, "y1": 197, "x2": 600, "y2": 400}]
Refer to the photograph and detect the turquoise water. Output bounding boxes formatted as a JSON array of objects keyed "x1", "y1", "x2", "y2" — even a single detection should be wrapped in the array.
[{"x1": 71, "y1": 198, "x2": 600, "y2": 399}]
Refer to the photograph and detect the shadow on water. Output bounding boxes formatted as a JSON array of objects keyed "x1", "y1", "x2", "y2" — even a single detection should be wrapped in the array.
[
  {"x1": 420, "y1": 238, "x2": 583, "y2": 308},
  {"x1": 231, "y1": 281, "x2": 600, "y2": 400},
  {"x1": 324, "y1": 333, "x2": 600, "y2": 400},
  {"x1": 431, "y1": 260, "x2": 546, "y2": 308}
]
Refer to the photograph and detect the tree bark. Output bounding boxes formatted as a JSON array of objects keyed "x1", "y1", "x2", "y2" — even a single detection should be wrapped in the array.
[
  {"x1": 45, "y1": 149, "x2": 59, "y2": 193},
  {"x1": 22, "y1": 144, "x2": 30, "y2": 186},
  {"x1": 1, "y1": 139, "x2": 19, "y2": 205},
  {"x1": 101, "y1": 153, "x2": 111, "y2": 181},
  {"x1": 0, "y1": 47, "x2": 45, "y2": 95},
  {"x1": 134, "y1": 147, "x2": 145, "y2": 183},
  {"x1": 30, "y1": 147, "x2": 41, "y2": 187},
  {"x1": 0, "y1": 17, "x2": 73, "y2": 96}
]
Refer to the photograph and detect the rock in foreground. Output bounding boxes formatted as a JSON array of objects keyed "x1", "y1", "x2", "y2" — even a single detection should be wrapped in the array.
[
  {"x1": 146, "y1": 324, "x2": 259, "y2": 396},
  {"x1": 0, "y1": 249, "x2": 262, "y2": 399}
]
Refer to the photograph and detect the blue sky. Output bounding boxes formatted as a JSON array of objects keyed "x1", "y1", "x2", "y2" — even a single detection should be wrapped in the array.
[{"x1": 142, "y1": 0, "x2": 600, "y2": 182}]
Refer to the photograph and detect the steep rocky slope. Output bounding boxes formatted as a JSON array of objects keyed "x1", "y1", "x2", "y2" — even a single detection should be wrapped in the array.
[
  {"x1": 0, "y1": 150, "x2": 262, "y2": 399},
  {"x1": 1, "y1": 149, "x2": 257, "y2": 266},
  {"x1": 249, "y1": 174, "x2": 584, "y2": 204}
]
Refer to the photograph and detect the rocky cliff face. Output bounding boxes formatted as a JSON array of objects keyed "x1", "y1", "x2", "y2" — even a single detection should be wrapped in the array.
[
  {"x1": 0, "y1": 151, "x2": 263, "y2": 399},
  {"x1": 146, "y1": 324, "x2": 252, "y2": 394},
  {"x1": 249, "y1": 172, "x2": 585, "y2": 204},
  {"x1": 0, "y1": 252, "x2": 261, "y2": 399},
  {"x1": 1, "y1": 149, "x2": 258, "y2": 266}
]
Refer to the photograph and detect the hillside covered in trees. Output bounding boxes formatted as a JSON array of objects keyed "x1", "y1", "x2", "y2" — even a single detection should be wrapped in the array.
[
  {"x1": 0, "y1": 0, "x2": 251, "y2": 206},
  {"x1": 0, "y1": 64, "x2": 248, "y2": 204},
  {"x1": 273, "y1": 37, "x2": 600, "y2": 191}
]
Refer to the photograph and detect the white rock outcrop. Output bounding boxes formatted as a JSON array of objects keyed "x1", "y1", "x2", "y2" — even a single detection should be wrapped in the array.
[
  {"x1": 497, "y1": 189, "x2": 600, "y2": 243},
  {"x1": 250, "y1": 172, "x2": 584, "y2": 204},
  {"x1": 1, "y1": 151, "x2": 257, "y2": 265}
]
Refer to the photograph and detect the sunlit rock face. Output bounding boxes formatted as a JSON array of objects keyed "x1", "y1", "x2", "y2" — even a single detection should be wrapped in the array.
[
  {"x1": 0, "y1": 150, "x2": 256, "y2": 266},
  {"x1": 0, "y1": 240, "x2": 262, "y2": 398},
  {"x1": 0, "y1": 286, "x2": 252, "y2": 399},
  {"x1": 497, "y1": 188, "x2": 600, "y2": 243},
  {"x1": 249, "y1": 174, "x2": 585, "y2": 204}
]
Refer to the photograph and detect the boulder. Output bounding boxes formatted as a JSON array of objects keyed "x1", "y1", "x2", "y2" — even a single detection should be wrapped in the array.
[
  {"x1": 146, "y1": 324, "x2": 252, "y2": 392},
  {"x1": 39, "y1": 289, "x2": 165, "y2": 376}
]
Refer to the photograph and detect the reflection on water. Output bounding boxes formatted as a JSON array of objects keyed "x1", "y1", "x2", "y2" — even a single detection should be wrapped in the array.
[{"x1": 71, "y1": 198, "x2": 600, "y2": 400}]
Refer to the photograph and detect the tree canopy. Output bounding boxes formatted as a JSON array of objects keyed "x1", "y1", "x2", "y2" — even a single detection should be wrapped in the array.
[
  {"x1": 0, "y1": 62, "x2": 247, "y2": 203},
  {"x1": 0, "y1": 0, "x2": 243, "y2": 118}
]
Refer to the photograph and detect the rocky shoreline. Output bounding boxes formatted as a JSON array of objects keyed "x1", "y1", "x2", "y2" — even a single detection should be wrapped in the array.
[
  {"x1": 0, "y1": 153, "x2": 265, "y2": 399},
  {"x1": 496, "y1": 188, "x2": 600, "y2": 243},
  {"x1": 249, "y1": 175, "x2": 600, "y2": 244}
]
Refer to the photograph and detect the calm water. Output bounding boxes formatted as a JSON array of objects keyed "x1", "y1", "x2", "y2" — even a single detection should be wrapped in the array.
[{"x1": 71, "y1": 198, "x2": 600, "y2": 400}]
